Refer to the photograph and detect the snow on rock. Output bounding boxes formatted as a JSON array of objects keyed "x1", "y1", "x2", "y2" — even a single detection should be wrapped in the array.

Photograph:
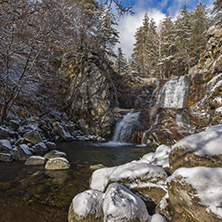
[
  {"x1": 90, "y1": 160, "x2": 167, "y2": 192},
  {"x1": 0, "y1": 153, "x2": 13, "y2": 162},
  {"x1": 168, "y1": 167, "x2": 222, "y2": 220},
  {"x1": 44, "y1": 150, "x2": 66, "y2": 159},
  {"x1": 149, "y1": 214, "x2": 167, "y2": 222},
  {"x1": 17, "y1": 144, "x2": 32, "y2": 160},
  {"x1": 172, "y1": 125, "x2": 222, "y2": 156},
  {"x1": 0, "y1": 139, "x2": 12, "y2": 152},
  {"x1": 33, "y1": 142, "x2": 48, "y2": 155},
  {"x1": 25, "y1": 156, "x2": 46, "y2": 165},
  {"x1": 52, "y1": 122, "x2": 73, "y2": 142},
  {"x1": 169, "y1": 125, "x2": 222, "y2": 172},
  {"x1": 103, "y1": 183, "x2": 149, "y2": 222},
  {"x1": 68, "y1": 189, "x2": 104, "y2": 222},
  {"x1": 0, "y1": 126, "x2": 10, "y2": 139},
  {"x1": 45, "y1": 157, "x2": 70, "y2": 170},
  {"x1": 215, "y1": 107, "x2": 222, "y2": 113},
  {"x1": 150, "y1": 145, "x2": 170, "y2": 168}
]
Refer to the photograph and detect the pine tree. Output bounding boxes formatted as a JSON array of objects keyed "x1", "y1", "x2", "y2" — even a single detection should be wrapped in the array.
[
  {"x1": 158, "y1": 14, "x2": 176, "y2": 79},
  {"x1": 212, "y1": 0, "x2": 222, "y2": 24},
  {"x1": 132, "y1": 13, "x2": 158, "y2": 78},
  {"x1": 190, "y1": 3, "x2": 210, "y2": 66}
]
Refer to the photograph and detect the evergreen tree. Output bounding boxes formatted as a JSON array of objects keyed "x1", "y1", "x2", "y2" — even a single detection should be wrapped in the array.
[
  {"x1": 190, "y1": 3, "x2": 210, "y2": 65},
  {"x1": 212, "y1": 0, "x2": 222, "y2": 24},
  {"x1": 132, "y1": 13, "x2": 158, "y2": 78},
  {"x1": 158, "y1": 14, "x2": 176, "y2": 79}
]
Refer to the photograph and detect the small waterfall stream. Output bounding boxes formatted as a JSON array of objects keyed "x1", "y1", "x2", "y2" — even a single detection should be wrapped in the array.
[
  {"x1": 112, "y1": 111, "x2": 141, "y2": 143},
  {"x1": 155, "y1": 76, "x2": 190, "y2": 109}
]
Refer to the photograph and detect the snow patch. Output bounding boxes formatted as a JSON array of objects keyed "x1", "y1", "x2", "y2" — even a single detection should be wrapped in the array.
[
  {"x1": 90, "y1": 160, "x2": 167, "y2": 192},
  {"x1": 168, "y1": 167, "x2": 222, "y2": 218},
  {"x1": 0, "y1": 139, "x2": 12, "y2": 150},
  {"x1": 72, "y1": 189, "x2": 104, "y2": 218},
  {"x1": 103, "y1": 183, "x2": 149, "y2": 222},
  {"x1": 172, "y1": 125, "x2": 222, "y2": 156}
]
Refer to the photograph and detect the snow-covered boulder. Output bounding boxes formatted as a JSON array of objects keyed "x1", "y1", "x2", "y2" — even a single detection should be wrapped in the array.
[
  {"x1": 32, "y1": 142, "x2": 48, "y2": 155},
  {"x1": 45, "y1": 157, "x2": 70, "y2": 170},
  {"x1": 90, "y1": 160, "x2": 167, "y2": 206},
  {"x1": 90, "y1": 160, "x2": 167, "y2": 192},
  {"x1": 17, "y1": 144, "x2": 32, "y2": 160},
  {"x1": 169, "y1": 125, "x2": 222, "y2": 172},
  {"x1": 52, "y1": 122, "x2": 73, "y2": 141},
  {"x1": 167, "y1": 167, "x2": 222, "y2": 222},
  {"x1": 0, "y1": 153, "x2": 13, "y2": 162},
  {"x1": 103, "y1": 183, "x2": 149, "y2": 222},
  {"x1": 0, "y1": 139, "x2": 12, "y2": 152},
  {"x1": 23, "y1": 131, "x2": 42, "y2": 145},
  {"x1": 68, "y1": 190, "x2": 103, "y2": 222},
  {"x1": 44, "y1": 150, "x2": 66, "y2": 159},
  {"x1": 25, "y1": 156, "x2": 46, "y2": 165}
]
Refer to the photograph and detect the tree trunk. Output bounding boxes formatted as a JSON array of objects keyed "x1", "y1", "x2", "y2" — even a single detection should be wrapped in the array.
[{"x1": 0, "y1": 102, "x2": 8, "y2": 124}]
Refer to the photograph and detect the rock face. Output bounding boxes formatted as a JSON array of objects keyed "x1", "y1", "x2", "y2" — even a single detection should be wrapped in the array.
[
  {"x1": 167, "y1": 167, "x2": 222, "y2": 222},
  {"x1": 52, "y1": 122, "x2": 73, "y2": 141},
  {"x1": 45, "y1": 157, "x2": 70, "y2": 170},
  {"x1": 66, "y1": 51, "x2": 119, "y2": 137}
]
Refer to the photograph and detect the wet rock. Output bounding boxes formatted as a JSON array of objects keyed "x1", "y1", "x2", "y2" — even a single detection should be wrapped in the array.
[
  {"x1": 25, "y1": 156, "x2": 46, "y2": 165},
  {"x1": 0, "y1": 139, "x2": 12, "y2": 152},
  {"x1": 103, "y1": 183, "x2": 149, "y2": 222},
  {"x1": 45, "y1": 157, "x2": 70, "y2": 170},
  {"x1": 68, "y1": 190, "x2": 103, "y2": 222},
  {"x1": 45, "y1": 141, "x2": 56, "y2": 150},
  {"x1": 44, "y1": 150, "x2": 66, "y2": 159},
  {"x1": 89, "y1": 164, "x2": 105, "y2": 170},
  {"x1": 32, "y1": 142, "x2": 48, "y2": 155},
  {"x1": 0, "y1": 126, "x2": 10, "y2": 139},
  {"x1": 0, "y1": 153, "x2": 13, "y2": 162},
  {"x1": 52, "y1": 122, "x2": 73, "y2": 141},
  {"x1": 23, "y1": 131, "x2": 42, "y2": 145},
  {"x1": 9, "y1": 120, "x2": 20, "y2": 130},
  {"x1": 17, "y1": 144, "x2": 32, "y2": 161},
  {"x1": 15, "y1": 138, "x2": 25, "y2": 145}
]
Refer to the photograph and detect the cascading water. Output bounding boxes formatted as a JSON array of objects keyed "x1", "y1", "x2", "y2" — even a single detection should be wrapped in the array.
[
  {"x1": 155, "y1": 76, "x2": 190, "y2": 109},
  {"x1": 112, "y1": 111, "x2": 141, "y2": 143}
]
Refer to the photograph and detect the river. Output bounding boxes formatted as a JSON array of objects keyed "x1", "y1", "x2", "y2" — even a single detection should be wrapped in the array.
[{"x1": 0, "y1": 141, "x2": 153, "y2": 222}]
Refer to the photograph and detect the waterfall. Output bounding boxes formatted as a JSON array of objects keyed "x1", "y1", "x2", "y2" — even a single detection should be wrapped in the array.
[
  {"x1": 155, "y1": 76, "x2": 190, "y2": 109},
  {"x1": 112, "y1": 111, "x2": 141, "y2": 143}
]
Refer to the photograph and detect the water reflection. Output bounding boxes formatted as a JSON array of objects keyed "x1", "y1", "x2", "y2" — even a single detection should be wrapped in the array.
[{"x1": 0, "y1": 141, "x2": 153, "y2": 222}]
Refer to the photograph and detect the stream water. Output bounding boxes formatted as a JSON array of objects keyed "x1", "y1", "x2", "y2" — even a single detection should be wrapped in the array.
[{"x1": 0, "y1": 141, "x2": 153, "y2": 222}]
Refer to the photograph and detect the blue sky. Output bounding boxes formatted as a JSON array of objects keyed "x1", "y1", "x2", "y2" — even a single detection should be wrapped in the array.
[{"x1": 115, "y1": 0, "x2": 215, "y2": 57}]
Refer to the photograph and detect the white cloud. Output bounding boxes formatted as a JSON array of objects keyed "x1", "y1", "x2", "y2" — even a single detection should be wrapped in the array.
[
  {"x1": 115, "y1": 7, "x2": 165, "y2": 58},
  {"x1": 115, "y1": 0, "x2": 213, "y2": 58}
]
